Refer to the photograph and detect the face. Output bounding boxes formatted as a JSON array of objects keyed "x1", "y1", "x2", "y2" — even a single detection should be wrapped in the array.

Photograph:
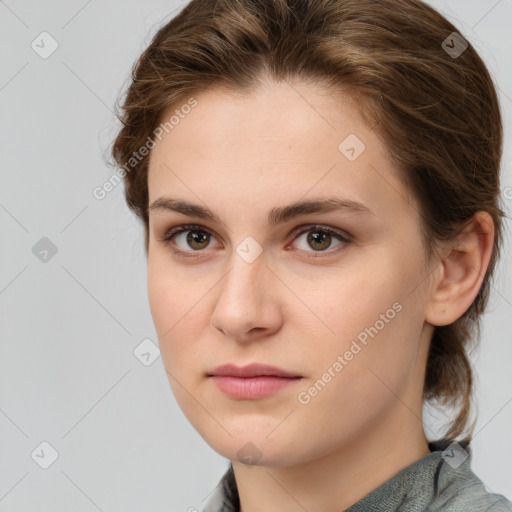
[{"x1": 146, "y1": 80, "x2": 434, "y2": 468}]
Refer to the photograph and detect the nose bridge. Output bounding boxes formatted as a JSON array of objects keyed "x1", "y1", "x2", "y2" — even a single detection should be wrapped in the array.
[
  {"x1": 211, "y1": 246, "x2": 281, "y2": 339},
  {"x1": 218, "y1": 249, "x2": 267, "y2": 311},
  {"x1": 219, "y1": 230, "x2": 268, "y2": 299}
]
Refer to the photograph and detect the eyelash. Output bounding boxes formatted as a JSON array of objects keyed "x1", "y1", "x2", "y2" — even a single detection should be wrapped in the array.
[{"x1": 157, "y1": 223, "x2": 352, "y2": 259}]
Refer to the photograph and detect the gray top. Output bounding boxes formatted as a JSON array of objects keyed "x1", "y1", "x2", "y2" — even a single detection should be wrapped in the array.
[{"x1": 202, "y1": 439, "x2": 511, "y2": 511}]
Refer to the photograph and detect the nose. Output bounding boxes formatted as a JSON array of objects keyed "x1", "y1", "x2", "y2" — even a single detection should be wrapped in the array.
[{"x1": 210, "y1": 253, "x2": 283, "y2": 343}]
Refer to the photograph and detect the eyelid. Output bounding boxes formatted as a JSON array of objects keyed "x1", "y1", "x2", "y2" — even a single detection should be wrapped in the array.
[
  {"x1": 289, "y1": 224, "x2": 351, "y2": 242},
  {"x1": 158, "y1": 223, "x2": 352, "y2": 256}
]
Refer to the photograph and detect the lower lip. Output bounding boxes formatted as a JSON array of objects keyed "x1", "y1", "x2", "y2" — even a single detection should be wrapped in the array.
[{"x1": 210, "y1": 375, "x2": 301, "y2": 399}]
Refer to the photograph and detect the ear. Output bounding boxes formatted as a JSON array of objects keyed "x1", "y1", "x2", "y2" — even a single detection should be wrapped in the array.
[{"x1": 425, "y1": 211, "x2": 495, "y2": 327}]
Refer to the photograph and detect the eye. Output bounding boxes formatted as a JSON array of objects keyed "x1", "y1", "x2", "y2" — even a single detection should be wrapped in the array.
[
  {"x1": 157, "y1": 223, "x2": 352, "y2": 258},
  {"x1": 158, "y1": 224, "x2": 221, "y2": 255},
  {"x1": 289, "y1": 225, "x2": 351, "y2": 257}
]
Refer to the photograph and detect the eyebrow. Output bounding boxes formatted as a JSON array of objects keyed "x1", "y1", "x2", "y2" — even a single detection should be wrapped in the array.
[{"x1": 148, "y1": 196, "x2": 375, "y2": 226}]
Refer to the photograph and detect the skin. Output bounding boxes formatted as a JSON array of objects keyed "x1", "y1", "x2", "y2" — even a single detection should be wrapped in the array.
[{"x1": 146, "y1": 78, "x2": 494, "y2": 512}]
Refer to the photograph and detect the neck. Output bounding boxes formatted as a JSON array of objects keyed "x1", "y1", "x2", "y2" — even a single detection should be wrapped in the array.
[{"x1": 233, "y1": 400, "x2": 431, "y2": 512}]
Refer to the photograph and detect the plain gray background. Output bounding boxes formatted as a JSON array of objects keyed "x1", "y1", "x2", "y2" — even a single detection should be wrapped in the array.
[{"x1": 1, "y1": 1, "x2": 511, "y2": 510}]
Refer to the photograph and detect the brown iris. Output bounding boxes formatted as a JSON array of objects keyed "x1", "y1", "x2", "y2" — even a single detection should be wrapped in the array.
[
  {"x1": 187, "y1": 230, "x2": 210, "y2": 250},
  {"x1": 307, "y1": 230, "x2": 332, "y2": 251}
]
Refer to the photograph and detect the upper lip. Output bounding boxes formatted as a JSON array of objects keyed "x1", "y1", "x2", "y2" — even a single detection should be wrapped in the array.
[{"x1": 208, "y1": 363, "x2": 301, "y2": 378}]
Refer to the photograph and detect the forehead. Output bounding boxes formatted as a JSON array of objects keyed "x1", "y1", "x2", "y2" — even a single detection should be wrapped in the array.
[{"x1": 147, "y1": 81, "x2": 416, "y2": 223}]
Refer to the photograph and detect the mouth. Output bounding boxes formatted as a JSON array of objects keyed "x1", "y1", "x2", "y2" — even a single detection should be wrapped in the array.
[{"x1": 207, "y1": 363, "x2": 303, "y2": 399}]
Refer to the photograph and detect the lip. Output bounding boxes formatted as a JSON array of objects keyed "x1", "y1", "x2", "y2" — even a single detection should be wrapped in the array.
[
  {"x1": 208, "y1": 364, "x2": 302, "y2": 399},
  {"x1": 209, "y1": 363, "x2": 301, "y2": 378}
]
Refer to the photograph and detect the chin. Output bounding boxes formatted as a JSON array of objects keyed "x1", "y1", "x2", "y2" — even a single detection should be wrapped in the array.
[{"x1": 196, "y1": 420, "x2": 306, "y2": 468}]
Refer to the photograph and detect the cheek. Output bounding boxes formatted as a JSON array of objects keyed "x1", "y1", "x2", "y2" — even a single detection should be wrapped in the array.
[
  {"x1": 303, "y1": 261, "x2": 404, "y2": 344},
  {"x1": 147, "y1": 270, "x2": 202, "y2": 417},
  {"x1": 147, "y1": 261, "x2": 194, "y2": 365},
  {"x1": 147, "y1": 252, "x2": 199, "y2": 334},
  {"x1": 304, "y1": 257, "x2": 421, "y2": 390},
  {"x1": 292, "y1": 301, "x2": 419, "y2": 453},
  {"x1": 147, "y1": 268, "x2": 175, "y2": 337}
]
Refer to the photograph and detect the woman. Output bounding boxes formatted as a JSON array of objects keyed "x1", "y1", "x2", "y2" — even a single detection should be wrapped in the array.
[{"x1": 111, "y1": 0, "x2": 511, "y2": 510}]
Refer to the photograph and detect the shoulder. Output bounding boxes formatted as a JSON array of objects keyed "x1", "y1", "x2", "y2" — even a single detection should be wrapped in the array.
[
  {"x1": 429, "y1": 440, "x2": 511, "y2": 511},
  {"x1": 431, "y1": 481, "x2": 511, "y2": 511}
]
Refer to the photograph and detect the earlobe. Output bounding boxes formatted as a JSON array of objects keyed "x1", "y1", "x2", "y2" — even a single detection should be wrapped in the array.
[{"x1": 424, "y1": 211, "x2": 495, "y2": 327}]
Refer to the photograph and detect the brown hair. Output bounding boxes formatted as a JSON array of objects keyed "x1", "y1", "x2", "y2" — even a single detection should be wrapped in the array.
[{"x1": 111, "y1": 0, "x2": 506, "y2": 442}]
